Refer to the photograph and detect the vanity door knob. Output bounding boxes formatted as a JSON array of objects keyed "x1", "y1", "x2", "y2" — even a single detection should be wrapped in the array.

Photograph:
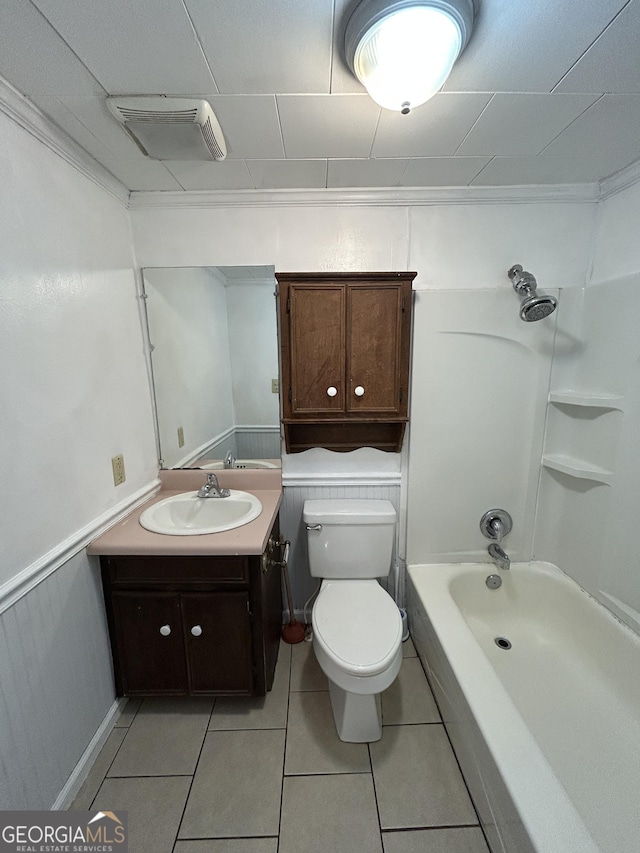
[
  {"x1": 191, "y1": 625, "x2": 203, "y2": 637},
  {"x1": 354, "y1": 385, "x2": 365, "y2": 397},
  {"x1": 326, "y1": 386, "x2": 338, "y2": 397},
  {"x1": 159, "y1": 625, "x2": 171, "y2": 637}
]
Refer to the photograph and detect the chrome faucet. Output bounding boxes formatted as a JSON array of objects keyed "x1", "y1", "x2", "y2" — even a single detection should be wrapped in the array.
[
  {"x1": 223, "y1": 450, "x2": 236, "y2": 469},
  {"x1": 197, "y1": 473, "x2": 230, "y2": 499},
  {"x1": 488, "y1": 542, "x2": 510, "y2": 571},
  {"x1": 480, "y1": 509, "x2": 513, "y2": 571}
]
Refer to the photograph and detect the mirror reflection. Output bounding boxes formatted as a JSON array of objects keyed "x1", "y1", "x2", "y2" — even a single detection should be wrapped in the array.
[{"x1": 143, "y1": 265, "x2": 281, "y2": 469}]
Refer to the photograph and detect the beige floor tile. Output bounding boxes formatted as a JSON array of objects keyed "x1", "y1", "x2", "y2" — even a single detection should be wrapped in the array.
[
  {"x1": 285, "y1": 692, "x2": 371, "y2": 775},
  {"x1": 371, "y1": 724, "x2": 477, "y2": 829},
  {"x1": 69, "y1": 728, "x2": 127, "y2": 810},
  {"x1": 179, "y1": 729, "x2": 285, "y2": 838},
  {"x1": 93, "y1": 775, "x2": 191, "y2": 853},
  {"x1": 174, "y1": 841, "x2": 278, "y2": 853},
  {"x1": 402, "y1": 637, "x2": 418, "y2": 658},
  {"x1": 289, "y1": 639, "x2": 328, "y2": 691},
  {"x1": 278, "y1": 638, "x2": 293, "y2": 663},
  {"x1": 114, "y1": 697, "x2": 142, "y2": 727},
  {"x1": 280, "y1": 774, "x2": 383, "y2": 853},
  {"x1": 209, "y1": 660, "x2": 289, "y2": 730},
  {"x1": 382, "y1": 658, "x2": 440, "y2": 725},
  {"x1": 382, "y1": 827, "x2": 490, "y2": 853},
  {"x1": 108, "y1": 696, "x2": 213, "y2": 777}
]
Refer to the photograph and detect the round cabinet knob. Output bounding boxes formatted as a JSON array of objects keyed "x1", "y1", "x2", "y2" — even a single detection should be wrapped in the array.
[
  {"x1": 190, "y1": 625, "x2": 203, "y2": 637},
  {"x1": 354, "y1": 385, "x2": 365, "y2": 397},
  {"x1": 326, "y1": 386, "x2": 338, "y2": 397},
  {"x1": 159, "y1": 625, "x2": 171, "y2": 637}
]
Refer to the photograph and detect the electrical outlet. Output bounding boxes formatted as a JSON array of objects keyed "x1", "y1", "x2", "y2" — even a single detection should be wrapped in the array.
[
  {"x1": 271, "y1": 378, "x2": 279, "y2": 394},
  {"x1": 111, "y1": 454, "x2": 126, "y2": 487},
  {"x1": 177, "y1": 426, "x2": 185, "y2": 448}
]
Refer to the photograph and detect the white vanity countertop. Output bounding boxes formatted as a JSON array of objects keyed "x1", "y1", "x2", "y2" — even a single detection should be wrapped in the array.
[{"x1": 87, "y1": 468, "x2": 282, "y2": 557}]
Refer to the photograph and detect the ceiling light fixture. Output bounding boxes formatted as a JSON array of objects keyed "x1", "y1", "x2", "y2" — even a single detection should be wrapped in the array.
[{"x1": 345, "y1": 0, "x2": 477, "y2": 114}]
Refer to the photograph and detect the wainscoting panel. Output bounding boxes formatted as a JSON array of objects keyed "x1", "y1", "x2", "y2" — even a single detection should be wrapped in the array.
[
  {"x1": 279, "y1": 481, "x2": 402, "y2": 612},
  {"x1": 0, "y1": 551, "x2": 115, "y2": 809}
]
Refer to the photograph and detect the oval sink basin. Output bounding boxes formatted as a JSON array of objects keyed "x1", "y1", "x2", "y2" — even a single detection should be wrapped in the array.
[{"x1": 139, "y1": 490, "x2": 262, "y2": 536}]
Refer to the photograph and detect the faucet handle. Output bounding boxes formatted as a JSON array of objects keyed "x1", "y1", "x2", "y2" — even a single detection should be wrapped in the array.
[{"x1": 480, "y1": 509, "x2": 512, "y2": 541}]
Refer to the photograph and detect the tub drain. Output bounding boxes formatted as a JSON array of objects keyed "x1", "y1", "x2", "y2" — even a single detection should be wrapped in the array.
[{"x1": 494, "y1": 636, "x2": 512, "y2": 650}]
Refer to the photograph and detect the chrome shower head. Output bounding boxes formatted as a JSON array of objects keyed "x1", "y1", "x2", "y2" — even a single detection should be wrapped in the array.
[{"x1": 507, "y1": 264, "x2": 557, "y2": 322}]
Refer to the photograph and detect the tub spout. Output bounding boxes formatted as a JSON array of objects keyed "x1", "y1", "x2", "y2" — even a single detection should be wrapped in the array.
[{"x1": 488, "y1": 542, "x2": 510, "y2": 571}]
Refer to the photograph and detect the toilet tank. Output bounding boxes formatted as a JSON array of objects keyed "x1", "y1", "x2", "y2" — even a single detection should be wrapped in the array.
[{"x1": 303, "y1": 499, "x2": 396, "y2": 579}]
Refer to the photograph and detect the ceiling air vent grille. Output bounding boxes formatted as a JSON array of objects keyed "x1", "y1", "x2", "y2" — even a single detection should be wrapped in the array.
[{"x1": 107, "y1": 97, "x2": 227, "y2": 161}]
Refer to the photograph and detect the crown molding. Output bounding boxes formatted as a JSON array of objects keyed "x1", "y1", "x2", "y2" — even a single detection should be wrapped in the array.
[
  {"x1": 598, "y1": 158, "x2": 640, "y2": 201},
  {"x1": 0, "y1": 74, "x2": 129, "y2": 207},
  {"x1": 128, "y1": 182, "x2": 598, "y2": 210}
]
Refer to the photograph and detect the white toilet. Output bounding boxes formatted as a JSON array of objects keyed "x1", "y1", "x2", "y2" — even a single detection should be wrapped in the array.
[{"x1": 303, "y1": 498, "x2": 402, "y2": 743}]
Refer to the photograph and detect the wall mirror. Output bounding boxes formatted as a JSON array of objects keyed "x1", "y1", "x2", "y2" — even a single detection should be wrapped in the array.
[{"x1": 142, "y1": 265, "x2": 281, "y2": 469}]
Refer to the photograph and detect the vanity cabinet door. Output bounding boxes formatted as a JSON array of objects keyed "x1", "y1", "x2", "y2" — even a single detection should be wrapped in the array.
[
  {"x1": 181, "y1": 592, "x2": 252, "y2": 694},
  {"x1": 111, "y1": 591, "x2": 188, "y2": 695}
]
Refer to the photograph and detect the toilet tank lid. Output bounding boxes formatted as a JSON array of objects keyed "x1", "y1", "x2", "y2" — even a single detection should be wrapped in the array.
[{"x1": 303, "y1": 499, "x2": 396, "y2": 525}]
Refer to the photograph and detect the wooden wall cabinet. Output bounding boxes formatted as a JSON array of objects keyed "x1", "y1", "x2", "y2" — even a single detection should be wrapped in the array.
[
  {"x1": 100, "y1": 518, "x2": 283, "y2": 697},
  {"x1": 277, "y1": 272, "x2": 415, "y2": 452}
]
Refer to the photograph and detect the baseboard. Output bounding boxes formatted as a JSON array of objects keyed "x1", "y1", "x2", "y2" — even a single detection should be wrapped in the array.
[{"x1": 51, "y1": 697, "x2": 127, "y2": 810}]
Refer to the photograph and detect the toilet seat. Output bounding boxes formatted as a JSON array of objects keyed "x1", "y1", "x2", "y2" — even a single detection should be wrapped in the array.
[{"x1": 312, "y1": 580, "x2": 402, "y2": 678}]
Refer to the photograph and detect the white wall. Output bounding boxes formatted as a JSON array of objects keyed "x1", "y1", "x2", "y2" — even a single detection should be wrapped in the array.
[
  {"x1": 534, "y1": 180, "x2": 640, "y2": 633},
  {"x1": 0, "y1": 103, "x2": 156, "y2": 807},
  {"x1": 144, "y1": 266, "x2": 234, "y2": 467}
]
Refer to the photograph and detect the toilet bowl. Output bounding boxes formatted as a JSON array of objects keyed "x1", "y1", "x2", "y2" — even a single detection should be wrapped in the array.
[{"x1": 303, "y1": 499, "x2": 402, "y2": 742}]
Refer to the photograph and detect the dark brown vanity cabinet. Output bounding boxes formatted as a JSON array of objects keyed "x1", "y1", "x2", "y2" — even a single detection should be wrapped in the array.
[
  {"x1": 277, "y1": 272, "x2": 415, "y2": 453},
  {"x1": 100, "y1": 520, "x2": 283, "y2": 697}
]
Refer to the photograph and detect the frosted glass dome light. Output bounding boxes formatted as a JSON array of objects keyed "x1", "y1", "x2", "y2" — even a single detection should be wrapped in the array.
[{"x1": 345, "y1": 0, "x2": 476, "y2": 113}]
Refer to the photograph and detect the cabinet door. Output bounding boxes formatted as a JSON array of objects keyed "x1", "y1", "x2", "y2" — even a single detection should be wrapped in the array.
[
  {"x1": 181, "y1": 592, "x2": 253, "y2": 694},
  {"x1": 288, "y1": 283, "x2": 345, "y2": 415},
  {"x1": 111, "y1": 592, "x2": 188, "y2": 695},
  {"x1": 347, "y1": 283, "x2": 408, "y2": 415}
]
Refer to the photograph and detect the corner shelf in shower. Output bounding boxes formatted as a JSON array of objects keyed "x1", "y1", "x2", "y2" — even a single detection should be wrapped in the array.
[
  {"x1": 541, "y1": 453, "x2": 613, "y2": 485},
  {"x1": 548, "y1": 390, "x2": 624, "y2": 410}
]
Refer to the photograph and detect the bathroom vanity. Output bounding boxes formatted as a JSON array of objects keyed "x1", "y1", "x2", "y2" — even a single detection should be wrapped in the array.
[{"x1": 88, "y1": 470, "x2": 283, "y2": 698}]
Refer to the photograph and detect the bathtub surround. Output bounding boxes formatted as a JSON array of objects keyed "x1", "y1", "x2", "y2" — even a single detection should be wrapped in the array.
[{"x1": 3, "y1": 68, "x2": 640, "y2": 819}]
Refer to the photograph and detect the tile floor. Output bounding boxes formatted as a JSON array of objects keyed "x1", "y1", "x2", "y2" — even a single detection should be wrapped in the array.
[{"x1": 71, "y1": 637, "x2": 490, "y2": 853}]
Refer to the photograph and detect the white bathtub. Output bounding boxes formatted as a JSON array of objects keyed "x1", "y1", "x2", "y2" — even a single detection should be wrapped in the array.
[{"x1": 407, "y1": 561, "x2": 640, "y2": 853}]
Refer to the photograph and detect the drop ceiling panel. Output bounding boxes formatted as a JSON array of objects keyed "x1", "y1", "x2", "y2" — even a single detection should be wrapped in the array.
[
  {"x1": 400, "y1": 157, "x2": 491, "y2": 186},
  {"x1": 100, "y1": 156, "x2": 184, "y2": 191},
  {"x1": 207, "y1": 96, "x2": 285, "y2": 160},
  {"x1": 29, "y1": 95, "x2": 121, "y2": 164},
  {"x1": 57, "y1": 96, "x2": 145, "y2": 158},
  {"x1": 30, "y1": 0, "x2": 217, "y2": 94},
  {"x1": 542, "y1": 94, "x2": 640, "y2": 158},
  {"x1": 470, "y1": 153, "x2": 636, "y2": 186},
  {"x1": 443, "y1": 0, "x2": 630, "y2": 93},
  {"x1": 457, "y1": 93, "x2": 600, "y2": 156},
  {"x1": 245, "y1": 159, "x2": 327, "y2": 190},
  {"x1": 277, "y1": 95, "x2": 381, "y2": 158},
  {"x1": 0, "y1": 0, "x2": 104, "y2": 96},
  {"x1": 372, "y1": 94, "x2": 492, "y2": 158},
  {"x1": 185, "y1": 0, "x2": 335, "y2": 94},
  {"x1": 329, "y1": 0, "x2": 366, "y2": 95},
  {"x1": 555, "y1": 0, "x2": 640, "y2": 93},
  {"x1": 164, "y1": 159, "x2": 254, "y2": 191},
  {"x1": 327, "y1": 158, "x2": 409, "y2": 187}
]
